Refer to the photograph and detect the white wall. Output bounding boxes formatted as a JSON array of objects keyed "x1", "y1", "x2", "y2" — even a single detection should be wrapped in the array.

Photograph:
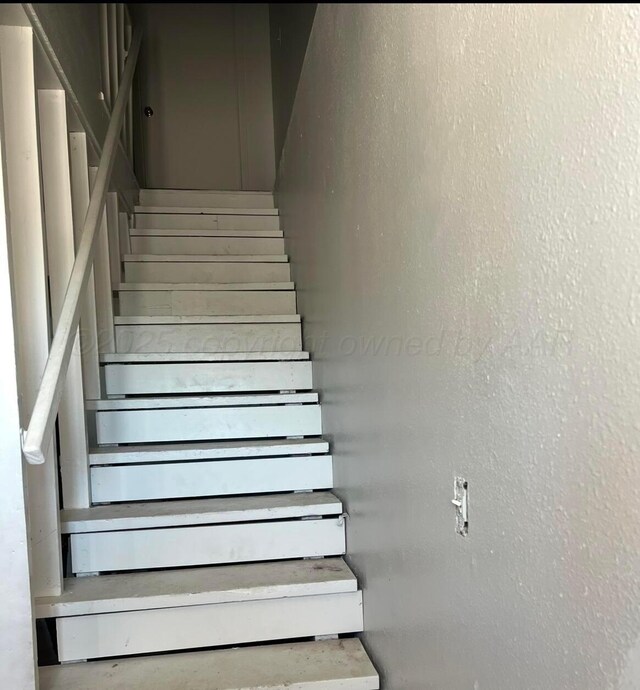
[
  {"x1": 133, "y1": 3, "x2": 275, "y2": 191},
  {"x1": 276, "y1": 5, "x2": 640, "y2": 689},
  {"x1": 0, "y1": 71, "x2": 37, "y2": 688},
  {"x1": 28, "y1": 3, "x2": 138, "y2": 204}
]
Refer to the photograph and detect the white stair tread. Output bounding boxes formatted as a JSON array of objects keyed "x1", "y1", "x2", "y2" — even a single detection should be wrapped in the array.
[
  {"x1": 88, "y1": 392, "x2": 318, "y2": 410},
  {"x1": 100, "y1": 351, "x2": 309, "y2": 363},
  {"x1": 89, "y1": 437, "x2": 329, "y2": 465},
  {"x1": 131, "y1": 228, "x2": 283, "y2": 238},
  {"x1": 35, "y1": 557, "x2": 355, "y2": 617},
  {"x1": 119, "y1": 281, "x2": 294, "y2": 291},
  {"x1": 39, "y1": 638, "x2": 379, "y2": 690},
  {"x1": 135, "y1": 205, "x2": 279, "y2": 216},
  {"x1": 61, "y1": 491, "x2": 342, "y2": 533},
  {"x1": 115, "y1": 314, "x2": 300, "y2": 324},
  {"x1": 124, "y1": 253, "x2": 289, "y2": 263}
]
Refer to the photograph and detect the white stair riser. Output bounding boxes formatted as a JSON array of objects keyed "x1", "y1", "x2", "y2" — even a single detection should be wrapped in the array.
[
  {"x1": 95, "y1": 404, "x2": 322, "y2": 444},
  {"x1": 57, "y1": 591, "x2": 363, "y2": 662},
  {"x1": 131, "y1": 236, "x2": 284, "y2": 255},
  {"x1": 124, "y1": 260, "x2": 290, "y2": 283},
  {"x1": 115, "y1": 322, "x2": 302, "y2": 353},
  {"x1": 131, "y1": 228, "x2": 283, "y2": 238},
  {"x1": 90, "y1": 455, "x2": 333, "y2": 502},
  {"x1": 134, "y1": 213, "x2": 280, "y2": 231},
  {"x1": 71, "y1": 518, "x2": 345, "y2": 573},
  {"x1": 139, "y1": 189, "x2": 275, "y2": 209},
  {"x1": 119, "y1": 290, "x2": 296, "y2": 316},
  {"x1": 103, "y1": 361, "x2": 313, "y2": 395}
]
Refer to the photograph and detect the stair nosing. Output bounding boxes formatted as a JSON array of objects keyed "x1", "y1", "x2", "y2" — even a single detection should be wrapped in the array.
[
  {"x1": 118, "y1": 281, "x2": 294, "y2": 291},
  {"x1": 134, "y1": 206, "x2": 280, "y2": 216},
  {"x1": 88, "y1": 437, "x2": 330, "y2": 465},
  {"x1": 87, "y1": 392, "x2": 318, "y2": 411},
  {"x1": 60, "y1": 490, "x2": 342, "y2": 534},
  {"x1": 35, "y1": 557, "x2": 355, "y2": 618}
]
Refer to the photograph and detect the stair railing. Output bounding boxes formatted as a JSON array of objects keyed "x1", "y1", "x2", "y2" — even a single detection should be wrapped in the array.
[{"x1": 21, "y1": 28, "x2": 142, "y2": 465}]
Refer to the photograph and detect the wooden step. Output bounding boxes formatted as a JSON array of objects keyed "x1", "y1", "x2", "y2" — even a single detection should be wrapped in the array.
[
  {"x1": 88, "y1": 437, "x2": 329, "y2": 465},
  {"x1": 68, "y1": 496, "x2": 344, "y2": 574},
  {"x1": 40, "y1": 639, "x2": 378, "y2": 689},
  {"x1": 103, "y1": 360, "x2": 313, "y2": 395},
  {"x1": 62, "y1": 491, "x2": 341, "y2": 533},
  {"x1": 138, "y1": 188, "x2": 275, "y2": 209},
  {"x1": 124, "y1": 256, "x2": 291, "y2": 284},
  {"x1": 36, "y1": 557, "x2": 355, "y2": 617},
  {"x1": 91, "y1": 453, "x2": 332, "y2": 502},
  {"x1": 88, "y1": 392, "x2": 318, "y2": 410},
  {"x1": 115, "y1": 321, "x2": 302, "y2": 353},
  {"x1": 130, "y1": 235, "x2": 284, "y2": 255},
  {"x1": 119, "y1": 286, "x2": 296, "y2": 317},
  {"x1": 134, "y1": 212, "x2": 280, "y2": 231}
]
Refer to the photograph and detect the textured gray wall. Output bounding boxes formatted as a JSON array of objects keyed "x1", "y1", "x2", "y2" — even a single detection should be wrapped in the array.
[
  {"x1": 269, "y1": 3, "x2": 316, "y2": 166},
  {"x1": 276, "y1": 5, "x2": 640, "y2": 689}
]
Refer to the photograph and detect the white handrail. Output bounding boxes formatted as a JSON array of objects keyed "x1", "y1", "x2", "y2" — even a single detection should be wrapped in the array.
[{"x1": 21, "y1": 28, "x2": 142, "y2": 465}]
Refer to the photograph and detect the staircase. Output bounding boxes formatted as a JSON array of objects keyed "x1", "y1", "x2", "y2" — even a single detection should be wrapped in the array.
[{"x1": 38, "y1": 189, "x2": 379, "y2": 689}]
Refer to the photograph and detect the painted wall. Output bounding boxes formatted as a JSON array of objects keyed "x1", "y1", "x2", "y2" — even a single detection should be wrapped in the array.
[
  {"x1": 0, "y1": 88, "x2": 37, "y2": 690},
  {"x1": 132, "y1": 3, "x2": 275, "y2": 191},
  {"x1": 276, "y1": 5, "x2": 640, "y2": 689},
  {"x1": 28, "y1": 3, "x2": 138, "y2": 202},
  {"x1": 269, "y1": 3, "x2": 316, "y2": 166}
]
